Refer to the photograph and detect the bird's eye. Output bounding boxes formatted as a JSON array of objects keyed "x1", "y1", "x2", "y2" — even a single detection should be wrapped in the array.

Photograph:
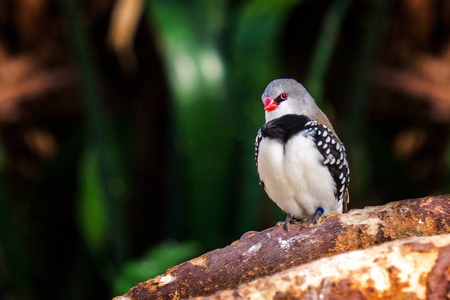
[{"x1": 280, "y1": 93, "x2": 288, "y2": 100}]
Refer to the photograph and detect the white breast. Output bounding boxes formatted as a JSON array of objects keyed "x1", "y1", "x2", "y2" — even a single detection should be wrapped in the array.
[{"x1": 257, "y1": 131, "x2": 342, "y2": 219}]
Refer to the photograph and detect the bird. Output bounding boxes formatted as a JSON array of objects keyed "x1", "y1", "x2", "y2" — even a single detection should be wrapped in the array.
[{"x1": 255, "y1": 78, "x2": 350, "y2": 230}]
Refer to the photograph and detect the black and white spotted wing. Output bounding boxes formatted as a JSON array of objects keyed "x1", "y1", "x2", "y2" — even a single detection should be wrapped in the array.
[{"x1": 304, "y1": 120, "x2": 350, "y2": 206}]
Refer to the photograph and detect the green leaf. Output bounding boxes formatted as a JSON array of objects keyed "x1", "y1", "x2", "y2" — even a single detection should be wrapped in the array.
[{"x1": 78, "y1": 144, "x2": 108, "y2": 254}]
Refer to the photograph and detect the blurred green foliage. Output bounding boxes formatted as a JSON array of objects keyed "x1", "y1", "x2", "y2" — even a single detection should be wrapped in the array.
[
  {"x1": 60, "y1": 0, "x2": 130, "y2": 269},
  {"x1": 229, "y1": 0, "x2": 306, "y2": 233},
  {"x1": 306, "y1": 0, "x2": 351, "y2": 104},
  {"x1": 0, "y1": 0, "x2": 448, "y2": 299},
  {"x1": 113, "y1": 241, "x2": 200, "y2": 296},
  {"x1": 147, "y1": 0, "x2": 232, "y2": 246},
  {"x1": 0, "y1": 136, "x2": 33, "y2": 297},
  {"x1": 78, "y1": 144, "x2": 109, "y2": 257},
  {"x1": 345, "y1": 0, "x2": 390, "y2": 199}
]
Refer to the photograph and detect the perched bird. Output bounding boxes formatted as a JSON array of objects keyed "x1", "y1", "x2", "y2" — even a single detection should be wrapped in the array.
[{"x1": 255, "y1": 79, "x2": 349, "y2": 230}]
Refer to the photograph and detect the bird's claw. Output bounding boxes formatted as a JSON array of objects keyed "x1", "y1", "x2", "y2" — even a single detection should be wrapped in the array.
[
  {"x1": 304, "y1": 207, "x2": 324, "y2": 226},
  {"x1": 275, "y1": 214, "x2": 294, "y2": 231},
  {"x1": 283, "y1": 213, "x2": 293, "y2": 231},
  {"x1": 278, "y1": 209, "x2": 324, "y2": 231}
]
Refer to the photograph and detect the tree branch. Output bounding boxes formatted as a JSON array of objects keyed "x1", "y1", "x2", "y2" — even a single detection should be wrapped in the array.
[
  {"x1": 197, "y1": 234, "x2": 450, "y2": 299},
  {"x1": 114, "y1": 194, "x2": 450, "y2": 300}
]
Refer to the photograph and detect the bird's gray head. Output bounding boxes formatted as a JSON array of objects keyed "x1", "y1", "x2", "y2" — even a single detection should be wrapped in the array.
[{"x1": 261, "y1": 79, "x2": 320, "y2": 122}]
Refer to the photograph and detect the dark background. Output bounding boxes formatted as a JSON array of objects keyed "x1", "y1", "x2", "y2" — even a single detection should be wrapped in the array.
[{"x1": 0, "y1": 0, "x2": 449, "y2": 299}]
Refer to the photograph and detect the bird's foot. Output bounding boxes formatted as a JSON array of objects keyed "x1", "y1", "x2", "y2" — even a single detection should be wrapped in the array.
[
  {"x1": 304, "y1": 207, "x2": 324, "y2": 226},
  {"x1": 276, "y1": 213, "x2": 293, "y2": 231},
  {"x1": 305, "y1": 207, "x2": 324, "y2": 226},
  {"x1": 284, "y1": 213, "x2": 293, "y2": 231}
]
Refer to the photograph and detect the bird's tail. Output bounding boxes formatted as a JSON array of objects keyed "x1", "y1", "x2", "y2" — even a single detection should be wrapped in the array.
[{"x1": 342, "y1": 190, "x2": 350, "y2": 213}]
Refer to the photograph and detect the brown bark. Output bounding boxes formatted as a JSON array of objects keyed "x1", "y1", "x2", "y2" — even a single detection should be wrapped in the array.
[
  {"x1": 197, "y1": 234, "x2": 450, "y2": 300},
  {"x1": 114, "y1": 195, "x2": 450, "y2": 300}
]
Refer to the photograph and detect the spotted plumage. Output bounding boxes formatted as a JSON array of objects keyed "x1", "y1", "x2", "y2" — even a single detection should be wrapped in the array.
[{"x1": 303, "y1": 120, "x2": 350, "y2": 205}]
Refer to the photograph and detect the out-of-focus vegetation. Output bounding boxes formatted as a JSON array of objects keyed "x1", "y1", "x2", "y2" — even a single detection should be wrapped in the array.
[{"x1": 0, "y1": 0, "x2": 449, "y2": 299}]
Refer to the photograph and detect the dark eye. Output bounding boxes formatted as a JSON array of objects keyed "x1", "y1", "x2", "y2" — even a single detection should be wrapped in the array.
[{"x1": 280, "y1": 93, "x2": 288, "y2": 100}]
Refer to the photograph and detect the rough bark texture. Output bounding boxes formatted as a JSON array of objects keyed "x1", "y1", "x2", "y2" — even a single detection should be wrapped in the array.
[
  {"x1": 197, "y1": 234, "x2": 450, "y2": 300},
  {"x1": 114, "y1": 195, "x2": 450, "y2": 300}
]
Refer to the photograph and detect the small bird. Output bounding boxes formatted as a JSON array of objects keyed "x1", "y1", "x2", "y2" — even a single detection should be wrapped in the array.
[{"x1": 255, "y1": 79, "x2": 349, "y2": 230}]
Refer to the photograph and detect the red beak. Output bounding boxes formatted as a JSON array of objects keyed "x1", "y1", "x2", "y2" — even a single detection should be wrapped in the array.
[{"x1": 264, "y1": 97, "x2": 277, "y2": 111}]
